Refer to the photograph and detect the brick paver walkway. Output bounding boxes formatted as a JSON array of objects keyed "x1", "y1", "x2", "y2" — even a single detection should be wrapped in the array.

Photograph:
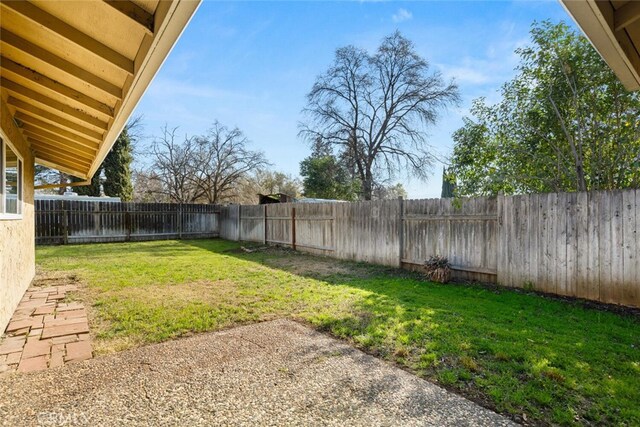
[{"x1": 0, "y1": 277, "x2": 92, "y2": 374}]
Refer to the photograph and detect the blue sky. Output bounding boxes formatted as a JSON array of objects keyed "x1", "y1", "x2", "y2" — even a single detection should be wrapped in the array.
[{"x1": 133, "y1": 0, "x2": 575, "y2": 199}]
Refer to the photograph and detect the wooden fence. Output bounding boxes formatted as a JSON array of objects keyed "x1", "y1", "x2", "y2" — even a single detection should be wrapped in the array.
[
  {"x1": 217, "y1": 197, "x2": 498, "y2": 280},
  {"x1": 498, "y1": 190, "x2": 639, "y2": 307},
  {"x1": 217, "y1": 189, "x2": 639, "y2": 308},
  {"x1": 35, "y1": 200, "x2": 219, "y2": 245},
  {"x1": 35, "y1": 189, "x2": 640, "y2": 307}
]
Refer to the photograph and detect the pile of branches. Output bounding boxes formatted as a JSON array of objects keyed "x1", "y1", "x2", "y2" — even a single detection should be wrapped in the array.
[{"x1": 424, "y1": 255, "x2": 451, "y2": 283}]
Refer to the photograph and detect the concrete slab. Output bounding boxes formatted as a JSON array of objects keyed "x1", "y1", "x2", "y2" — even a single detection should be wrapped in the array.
[{"x1": 0, "y1": 320, "x2": 516, "y2": 426}]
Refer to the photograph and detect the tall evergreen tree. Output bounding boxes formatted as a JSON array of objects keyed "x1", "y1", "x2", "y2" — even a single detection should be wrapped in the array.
[
  {"x1": 441, "y1": 167, "x2": 456, "y2": 198},
  {"x1": 73, "y1": 169, "x2": 101, "y2": 197},
  {"x1": 103, "y1": 126, "x2": 134, "y2": 200}
]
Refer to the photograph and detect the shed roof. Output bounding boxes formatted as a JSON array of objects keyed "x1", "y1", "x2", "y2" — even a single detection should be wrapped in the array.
[{"x1": 0, "y1": 0, "x2": 200, "y2": 178}]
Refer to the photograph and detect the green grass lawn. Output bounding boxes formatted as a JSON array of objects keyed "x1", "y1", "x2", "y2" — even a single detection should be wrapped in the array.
[{"x1": 36, "y1": 239, "x2": 639, "y2": 426}]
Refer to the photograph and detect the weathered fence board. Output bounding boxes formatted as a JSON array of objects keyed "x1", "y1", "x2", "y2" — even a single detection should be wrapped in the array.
[
  {"x1": 35, "y1": 200, "x2": 219, "y2": 244},
  {"x1": 335, "y1": 199, "x2": 401, "y2": 266},
  {"x1": 402, "y1": 197, "x2": 497, "y2": 280},
  {"x1": 265, "y1": 203, "x2": 293, "y2": 246},
  {"x1": 293, "y1": 202, "x2": 335, "y2": 255},
  {"x1": 239, "y1": 204, "x2": 265, "y2": 243},
  {"x1": 218, "y1": 204, "x2": 239, "y2": 240},
  {"x1": 497, "y1": 189, "x2": 639, "y2": 307}
]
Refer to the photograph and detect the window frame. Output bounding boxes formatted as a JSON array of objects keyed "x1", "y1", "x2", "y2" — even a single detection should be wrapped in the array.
[{"x1": 0, "y1": 133, "x2": 24, "y2": 220}]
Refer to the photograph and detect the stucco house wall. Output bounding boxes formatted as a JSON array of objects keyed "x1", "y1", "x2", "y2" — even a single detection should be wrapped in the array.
[{"x1": 0, "y1": 104, "x2": 35, "y2": 333}]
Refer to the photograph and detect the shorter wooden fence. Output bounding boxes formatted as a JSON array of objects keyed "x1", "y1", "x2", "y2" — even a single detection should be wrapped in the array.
[{"x1": 35, "y1": 200, "x2": 219, "y2": 245}]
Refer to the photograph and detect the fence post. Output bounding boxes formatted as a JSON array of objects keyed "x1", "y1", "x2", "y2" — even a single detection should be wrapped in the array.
[
  {"x1": 178, "y1": 204, "x2": 183, "y2": 240},
  {"x1": 332, "y1": 203, "x2": 337, "y2": 254},
  {"x1": 291, "y1": 206, "x2": 296, "y2": 250},
  {"x1": 263, "y1": 204, "x2": 267, "y2": 245},
  {"x1": 62, "y1": 208, "x2": 69, "y2": 245},
  {"x1": 496, "y1": 192, "x2": 504, "y2": 286},
  {"x1": 125, "y1": 209, "x2": 131, "y2": 242},
  {"x1": 237, "y1": 205, "x2": 241, "y2": 241},
  {"x1": 398, "y1": 196, "x2": 404, "y2": 267},
  {"x1": 446, "y1": 203, "x2": 452, "y2": 259}
]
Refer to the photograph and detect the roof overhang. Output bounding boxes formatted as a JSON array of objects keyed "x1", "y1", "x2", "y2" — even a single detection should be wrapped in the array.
[
  {"x1": 560, "y1": 0, "x2": 640, "y2": 91},
  {"x1": 0, "y1": 0, "x2": 200, "y2": 179}
]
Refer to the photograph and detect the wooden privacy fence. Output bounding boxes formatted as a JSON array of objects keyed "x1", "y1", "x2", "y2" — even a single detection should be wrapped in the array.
[
  {"x1": 35, "y1": 200, "x2": 219, "y2": 245},
  {"x1": 218, "y1": 203, "x2": 335, "y2": 252},
  {"x1": 218, "y1": 197, "x2": 498, "y2": 279},
  {"x1": 218, "y1": 189, "x2": 640, "y2": 308},
  {"x1": 35, "y1": 189, "x2": 640, "y2": 308},
  {"x1": 498, "y1": 190, "x2": 639, "y2": 307}
]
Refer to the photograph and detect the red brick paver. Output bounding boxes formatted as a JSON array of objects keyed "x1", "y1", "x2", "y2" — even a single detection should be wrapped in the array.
[
  {"x1": 65, "y1": 341, "x2": 92, "y2": 362},
  {"x1": 0, "y1": 277, "x2": 92, "y2": 374},
  {"x1": 17, "y1": 355, "x2": 48, "y2": 373}
]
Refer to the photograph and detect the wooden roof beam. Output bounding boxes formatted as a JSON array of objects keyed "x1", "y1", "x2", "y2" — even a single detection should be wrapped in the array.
[
  {"x1": 1, "y1": 1, "x2": 134, "y2": 75},
  {"x1": 615, "y1": 1, "x2": 640, "y2": 32},
  {"x1": 29, "y1": 139, "x2": 93, "y2": 165},
  {"x1": 103, "y1": 1, "x2": 154, "y2": 36},
  {"x1": 32, "y1": 154, "x2": 90, "y2": 173},
  {"x1": 8, "y1": 96, "x2": 105, "y2": 140},
  {"x1": 0, "y1": 29, "x2": 122, "y2": 100},
  {"x1": 25, "y1": 134, "x2": 96, "y2": 168},
  {"x1": 28, "y1": 138, "x2": 94, "y2": 165},
  {"x1": 15, "y1": 112, "x2": 101, "y2": 145},
  {"x1": 8, "y1": 97, "x2": 105, "y2": 140},
  {"x1": 20, "y1": 124, "x2": 99, "y2": 153},
  {"x1": 35, "y1": 155, "x2": 89, "y2": 179},
  {"x1": 24, "y1": 134, "x2": 96, "y2": 162},
  {"x1": 1, "y1": 56, "x2": 114, "y2": 117},
  {"x1": 35, "y1": 180, "x2": 91, "y2": 191},
  {"x1": 29, "y1": 143, "x2": 94, "y2": 168},
  {"x1": 2, "y1": 78, "x2": 109, "y2": 130}
]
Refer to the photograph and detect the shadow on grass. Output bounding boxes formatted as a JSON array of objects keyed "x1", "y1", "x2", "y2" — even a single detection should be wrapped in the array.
[
  {"x1": 182, "y1": 239, "x2": 640, "y2": 426},
  {"x1": 36, "y1": 238, "x2": 640, "y2": 425}
]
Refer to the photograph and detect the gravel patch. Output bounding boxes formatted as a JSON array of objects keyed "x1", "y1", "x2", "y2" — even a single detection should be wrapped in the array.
[{"x1": 0, "y1": 319, "x2": 516, "y2": 426}]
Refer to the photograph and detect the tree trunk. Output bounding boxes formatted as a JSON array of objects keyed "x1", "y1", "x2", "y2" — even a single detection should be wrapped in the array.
[
  {"x1": 362, "y1": 171, "x2": 373, "y2": 201},
  {"x1": 58, "y1": 172, "x2": 67, "y2": 195},
  {"x1": 575, "y1": 163, "x2": 587, "y2": 192}
]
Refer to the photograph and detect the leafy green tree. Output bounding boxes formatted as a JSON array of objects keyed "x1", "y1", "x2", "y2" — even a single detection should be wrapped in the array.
[
  {"x1": 452, "y1": 21, "x2": 640, "y2": 196},
  {"x1": 300, "y1": 154, "x2": 359, "y2": 201}
]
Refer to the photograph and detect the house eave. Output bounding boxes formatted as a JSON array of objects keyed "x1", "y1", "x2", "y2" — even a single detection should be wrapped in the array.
[{"x1": 560, "y1": 0, "x2": 640, "y2": 91}]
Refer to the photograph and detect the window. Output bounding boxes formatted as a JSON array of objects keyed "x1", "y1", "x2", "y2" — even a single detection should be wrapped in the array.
[{"x1": 1, "y1": 137, "x2": 23, "y2": 218}]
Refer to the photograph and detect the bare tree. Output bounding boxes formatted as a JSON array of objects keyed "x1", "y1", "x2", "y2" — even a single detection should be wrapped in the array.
[
  {"x1": 191, "y1": 122, "x2": 270, "y2": 204},
  {"x1": 300, "y1": 32, "x2": 459, "y2": 200},
  {"x1": 252, "y1": 170, "x2": 301, "y2": 196},
  {"x1": 149, "y1": 125, "x2": 199, "y2": 203},
  {"x1": 143, "y1": 122, "x2": 270, "y2": 204},
  {"x1": 223, "y1": 171, "x2": 301, "y2": 205},
  {"x1": 132, "y1": 168, "x2": 169, "y2": 202}
]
